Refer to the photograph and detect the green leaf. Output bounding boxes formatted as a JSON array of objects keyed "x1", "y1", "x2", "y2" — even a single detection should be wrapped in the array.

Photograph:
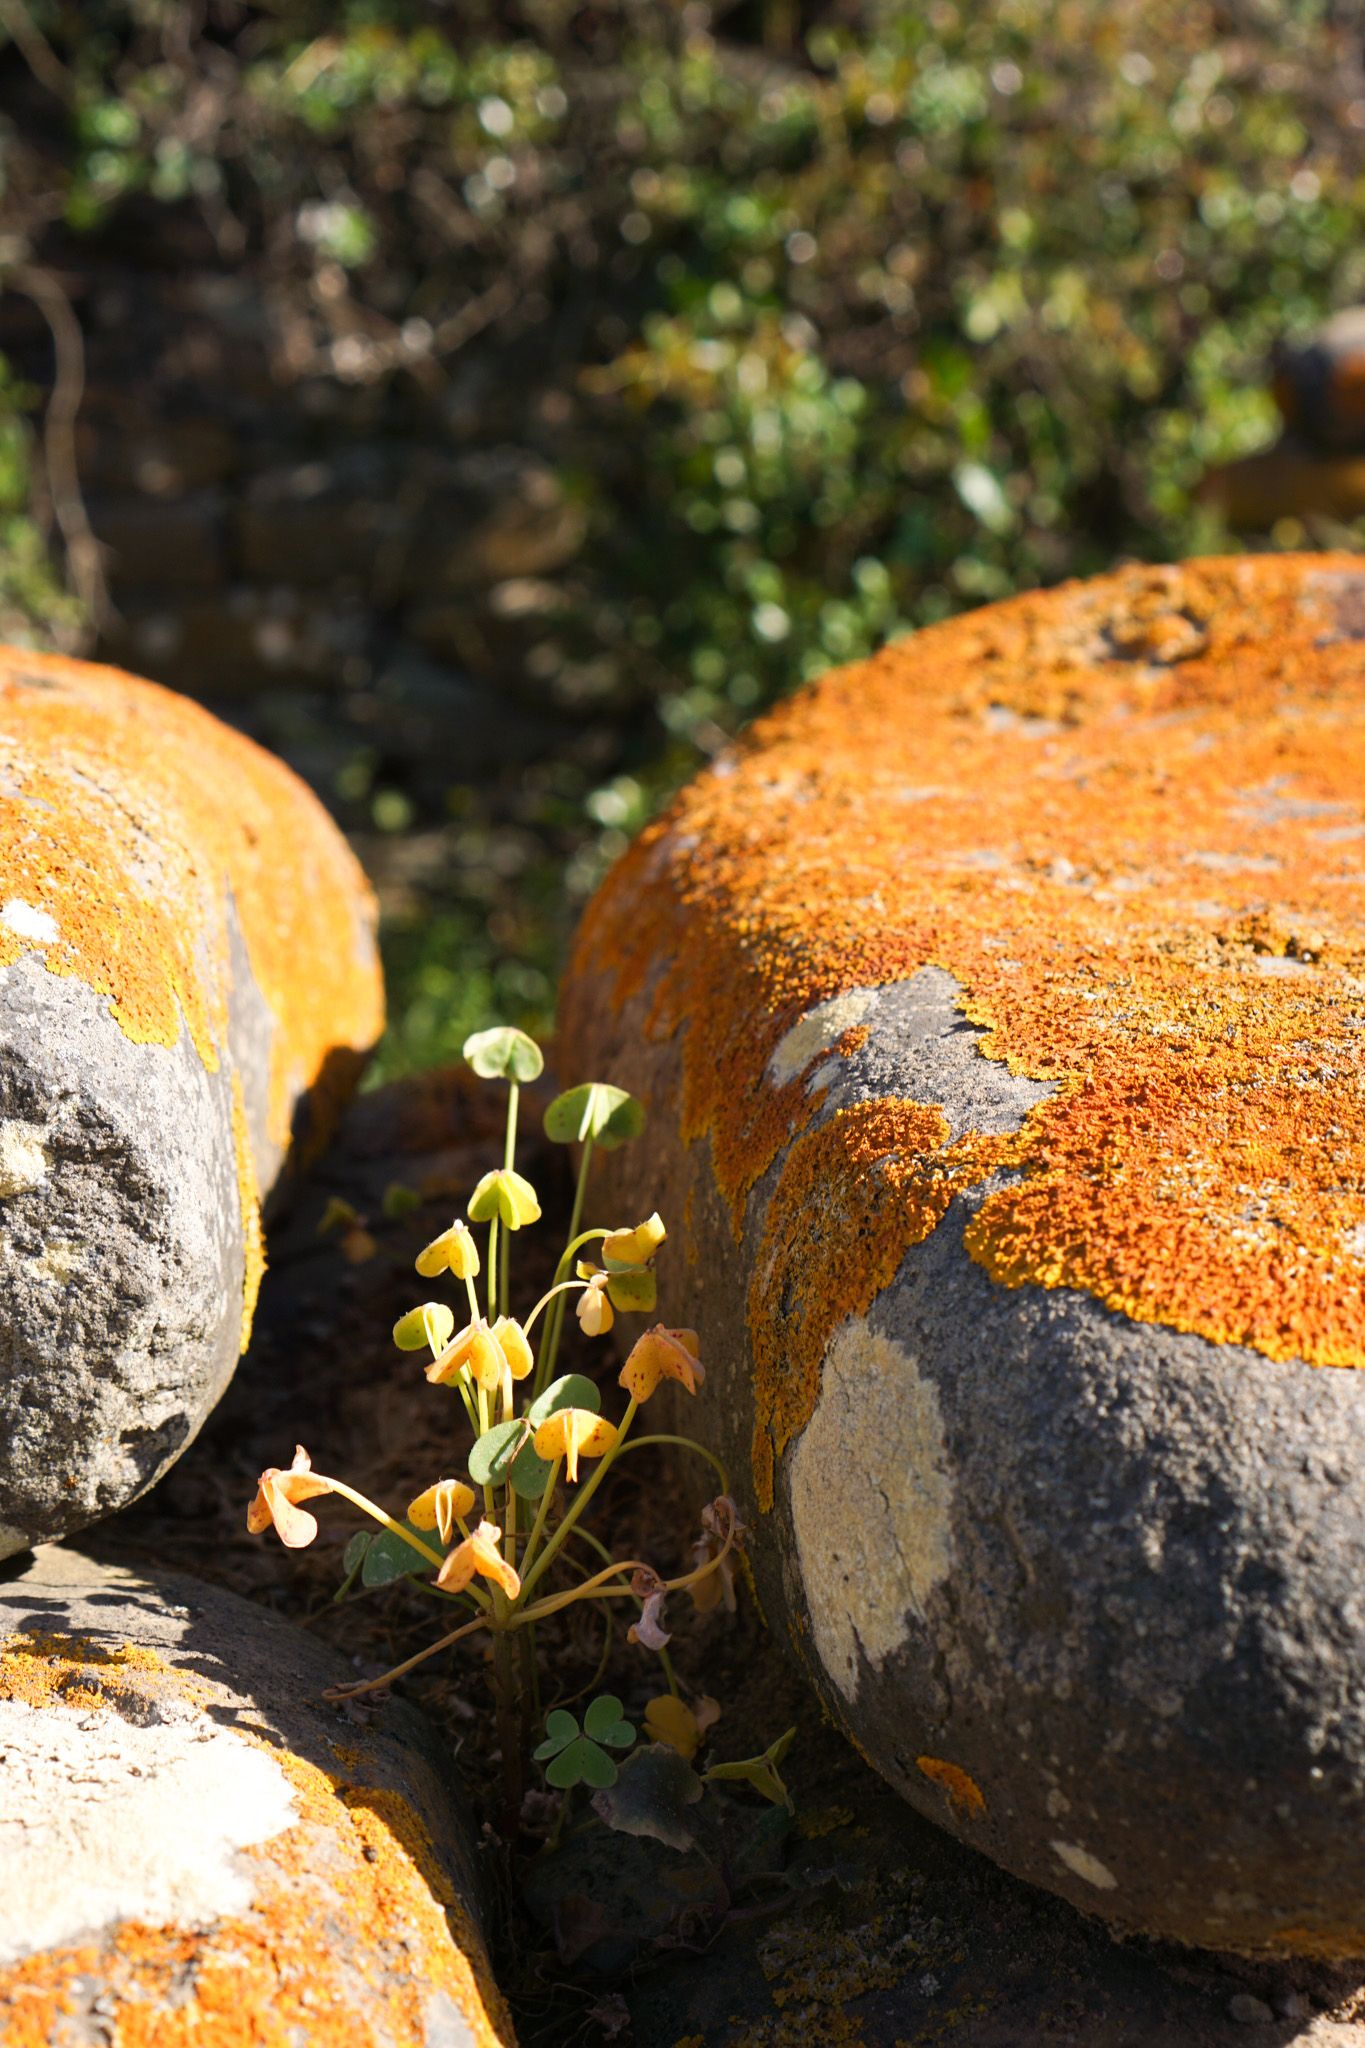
[
  {"x1": 702, "y1": 1727, "x2": 797, "y2": 1808},
  {"x1": 604, "y1": 1267, "x2": 656, "y2": 1313},
  {"x1": 361, "y1": 1519, "x2": 432, "y2": 1588},
  {"x1": 463, "y1": 1026, "x2": 544, "y2": 1082},
  {"x1": 533, "y1": 1709, "x2": 580, "y2": 1759},
  {"x1": 526, "y1": 1374, "x2": 601, "y2": 1427},
  {"x1": 545, "y1": 1735, "x2": 620, "y2": 1790},
  {"x1": 584, "y1": 1694, "x2": 635, "y2": 1747},
  {"x1": 381, "y1": 1181, "x2": 422, "y2": 1220},
  {"x1": 468, "y1": 1418, "x2": 553, "y2": 1499},
  {"x1": 543, "y1": 1083, "x2": 645, "y2": 1150},
  {"x1": 334, "y1": 1530, "x2": 372, "y2": 1602},
  {"x1": 393, "y1": 1302, "x2": 455, "y2": 1352}
]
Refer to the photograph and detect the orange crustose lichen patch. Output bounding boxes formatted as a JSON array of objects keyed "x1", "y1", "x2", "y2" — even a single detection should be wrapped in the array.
[
  {"x1": 749, "y1": 1100, "x2": 957, "y2": 1507},
  {"x1": 0, "y1": 647, "x2": 383, "y2": 1155},
  {"x1": 567, "y1": 557, "x2": 1365, "y2": 1498},
  {"x1": 916, "y1": 1756, "x2": 987, "y2": 1819},
  {"x1": 230, "y1": 1075, "x2": 266, "y2": 1355},
  {"x1": 0, "y1": 1634, "x2": 513, "y2": 2048}
]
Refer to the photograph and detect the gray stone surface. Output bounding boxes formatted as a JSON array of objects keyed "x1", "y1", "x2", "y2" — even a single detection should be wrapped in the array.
[
  {"x1": 0, "y1": 1546, "x2": 510, "y2": 2045},
  {"x1": 576, "y1": 962, "x2": 1365, "y2": 1959},
  {"x1": 556, "y1": 559, "x2": 1365, "y2": 1959},
  {"x1": 0, "y1": 952, "x2": 256, "y2": 1558},
  {"x1": 0, "y1": 656, "x2": 381, "y2": 1559}
]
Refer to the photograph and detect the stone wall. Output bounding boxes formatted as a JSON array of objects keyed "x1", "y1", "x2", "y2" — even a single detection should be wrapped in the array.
[{"x1": 0, "y1": 234, "x2": 586, "y2": 811}]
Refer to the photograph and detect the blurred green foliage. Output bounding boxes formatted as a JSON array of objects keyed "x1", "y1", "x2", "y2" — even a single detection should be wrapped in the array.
[{"x1": 3, "y1": 0, "x2": 1364, "y2": 1076}]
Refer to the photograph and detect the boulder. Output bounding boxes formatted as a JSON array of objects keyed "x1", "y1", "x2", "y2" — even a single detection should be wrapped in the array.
[
  {"x1": 0, "y1": 1547, "x2": 512, "y2": 2046},
  {"x1": 0, "y1": 648, "x2": 383, "y2": 1555},
  {"x1": 557, "y1": 555, "x2": 1365, "y2": 1957}
]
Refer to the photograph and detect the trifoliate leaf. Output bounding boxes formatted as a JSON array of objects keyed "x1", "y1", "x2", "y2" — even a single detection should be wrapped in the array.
[
  {"x1": 463, "y1": 1026, "x2": 545, "y2": 1082},
  {"x1": 543, "y1": 1083, "x2": 645, "y2": 1150}
]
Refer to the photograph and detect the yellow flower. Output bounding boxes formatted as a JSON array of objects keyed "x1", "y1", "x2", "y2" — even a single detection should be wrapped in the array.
[
  {"x1": 491, "y1": 1315, "x2": 534, "y2": 1406},
  {"x1": 602, "y1": 1212, "x2": 666, "y2": 1266},
  {"x1": 393, "y1": 1302, "x2": 456, "y2": 1354},
  {"x1": 246, "y1": 1446, "x2": 333, "y2": 1550},
  {"x1": 415, "y1": 1219, "x2": 480, "y2": 1281},
  {"x1": 619, "y1": 1326, "x2": 704, "y2": 1402},
  {"x1": 531, "y1": 1407, "x2": 620, "y2": 1482},
  {"x1": 576, "y1": 1271, "x2": 614, "y2": 1337},
  {"x1": 491, "y1": 1316, "x2": 534, "y2": 1380},
  {"x1": 467, "y1": 1168, "x2": 541, "y2": 1229},
  {"x1": 435, "y1": 1519, "x2": 521, "y2": 1599},
  {"x1": 425, "y1": 1316, "x2": 506, "y2": 1390},
  {"x1": 408, "y1": 1478, "x2": 476, "y2": 1545}
]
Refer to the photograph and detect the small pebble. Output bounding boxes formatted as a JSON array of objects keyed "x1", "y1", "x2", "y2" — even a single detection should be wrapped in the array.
[{"x1": 1228, "y1": 1993, "x2": 1275, "y2": 2025}]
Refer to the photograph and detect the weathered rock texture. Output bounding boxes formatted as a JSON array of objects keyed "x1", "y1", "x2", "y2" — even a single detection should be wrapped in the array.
[
  {"x1": 558, "y1": 554, "x2": 1365, "y2": 1957},
  {"x1": 0, "y1": 1546, "x2": 513, "y2": 2047},
  {"x1": 0, "y1": 647, "x2": 383, "y2": 1555}
]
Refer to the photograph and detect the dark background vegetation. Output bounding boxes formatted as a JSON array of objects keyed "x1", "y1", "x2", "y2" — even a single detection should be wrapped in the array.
[{"x1": 1, "y1": 0, "x2": 1363, "y2": 1075}]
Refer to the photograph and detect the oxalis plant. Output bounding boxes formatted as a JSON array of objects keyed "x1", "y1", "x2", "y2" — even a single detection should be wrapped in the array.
[{"x1": 246, "y1": 1025, "x2": 785, "y2": 1835}]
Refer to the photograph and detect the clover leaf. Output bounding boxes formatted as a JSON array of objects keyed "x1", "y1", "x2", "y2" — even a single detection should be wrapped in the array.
[
  {"x1": 533, "y1": 1695, "x2": 637, "y2": 1790},
  {"x1": 702, "y1": 1726, "x2": 797, "y2": 1810},
  {"x1": 463, "y1": 1026, "x2": 545, "y2": 1083},
  {"x1": 543, "y1": 1082, "x2": 645, "y2": 1150}
]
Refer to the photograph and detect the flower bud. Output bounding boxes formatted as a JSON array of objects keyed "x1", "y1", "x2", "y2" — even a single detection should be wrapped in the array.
[
  {"x1": 415, "y1": 1219, "x2": 481, "y2": 1280},
  {"x1": 467, "y1": 1168, "x2": 542, "y2": 1230}
]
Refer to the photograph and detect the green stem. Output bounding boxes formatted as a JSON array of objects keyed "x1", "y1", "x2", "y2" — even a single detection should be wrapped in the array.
[
  {"x1": 547, "y1": 1785, "x2": 572, "y2": 1851},
  {"x1": 533, "y1": 1141, "x2": 596, "y2": 1395},
  {"x1": 486, "y1": 1216, "x2": 499, "y2": 1320},
  {"x1": 324, "y1": 1480, "x2": 444, "y2": 1569},
  {"x1": 524, "y1": 1277, "x2": 587, "y2": 1335},
  {"x1": 613, "y1": 1434, "x2": 729, "y2": 1493},
  {"x1": 657, "y1": 1644, "x2": 681, "y2": 1698},
  {"x1": 515, "y1": 1397, "x2": 638, "y2": 1605},
  {"x1": 517, "y1": 1457, "x2": 561, "y2": 1584},
  {"x1": 505, "y1": 1079, "x2": 520, "y2": 1172}
]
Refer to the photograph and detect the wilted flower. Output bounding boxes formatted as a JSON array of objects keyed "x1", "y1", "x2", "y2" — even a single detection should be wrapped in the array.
[
  {"x1": 619, "y1": 1326, "x2": 704, "y2": 1401},
  {"x1": 467, "y1": 1168, "x2": 541, "y2": 1230},
  {"x1": 408, "y1": 1478, "x2": 476, "y2": 1545},
  {"x1": 393, "y1": 1302, "x2": 456, "y2": 1354},
  {"x1": 415, "y1": 1219, "x2": 480, "y2": 1281},
  {"x1": 690, "y1": 1495, "x2": 744, "y2": 1613},
  {"x1": 532, "y1": 1407, "x2": 619, "y2": 1482},
  {"x1": 602, "y1": 1212, "x2": 666, "y2": 1266},
  {"x1": 627, "y1": 1565, "x2": 670, "y2": 1650},
  {"x1": 247, "y1": 1446, "x2": 333, "y2": 1550},
  {"x1": 436, "y1": 1519, "x2": 521, "y2": 1599}
]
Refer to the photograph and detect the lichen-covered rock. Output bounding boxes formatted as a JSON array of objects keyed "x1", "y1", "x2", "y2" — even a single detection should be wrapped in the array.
[
  {"x1": 0, "y1": 647, "x2": 383, "y2": 1556},
  {"x1": 558, "y1": 555, "x2": 1365, "y2": 1958},
  {"x1": 0, "y1": 1547, "x2": 513, "y2": 2047}
]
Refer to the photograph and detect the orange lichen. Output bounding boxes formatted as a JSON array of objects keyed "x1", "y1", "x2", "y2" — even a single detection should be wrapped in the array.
[
  {"x1": 915, "y1": 1757, "x2": 987, "y2": 1819},
  {"x1": 0, "y1": 1634, "x2": 513, "y2": 2048},
  {"x1": 564, "y1": 557, "x2": 1365, "y2": 1495},
  {"x1": 231, "y1": 1074, "x2": 266, "y2": 1354},
  {"x1": 0, "y1": 645, "x2": 382, "y2": 1160},
  {"x1": 748, "y1": 1100, "x2": 959, "y2": 1508}
]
